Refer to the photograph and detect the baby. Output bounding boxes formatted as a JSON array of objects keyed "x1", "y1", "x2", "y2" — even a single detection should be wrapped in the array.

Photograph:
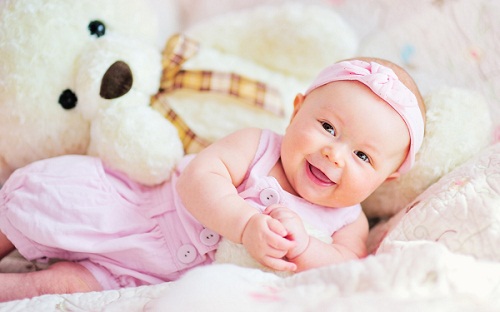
[{"x1": 0, "y1": 58, "x2": 425, "y2": 301}]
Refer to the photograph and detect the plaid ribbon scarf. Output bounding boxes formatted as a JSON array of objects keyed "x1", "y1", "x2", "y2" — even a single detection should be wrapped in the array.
[{"x1": 151, "y1": 34, "x2": 285, "y2": 154}]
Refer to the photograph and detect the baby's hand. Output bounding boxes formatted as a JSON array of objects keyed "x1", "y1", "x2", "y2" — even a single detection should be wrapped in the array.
[
  {"x1": 241, "y1": 213, "x2": 297, "y2": 272},
  {"x1": 264, "y1": 205, "x2": 310, "y2": 260}
]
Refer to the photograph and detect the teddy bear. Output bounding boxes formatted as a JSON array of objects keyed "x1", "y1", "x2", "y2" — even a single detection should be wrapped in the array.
[{"x1": 0, "y1": 0, "x2": 184, "y2": 186}]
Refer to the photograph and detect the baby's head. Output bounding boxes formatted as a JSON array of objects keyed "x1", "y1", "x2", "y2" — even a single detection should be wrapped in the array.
[{"x1": 280, "y1": 58, "x2": 425, "y2": 207}]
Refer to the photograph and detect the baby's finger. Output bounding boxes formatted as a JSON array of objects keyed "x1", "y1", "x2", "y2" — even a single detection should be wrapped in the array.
[
  {"x1": 264, "y1": 204, "x2": 285, "y2": 215},
  {"x1": 267, "y1": 217, "x2": 288, "y2": 237},
  {"x1": 264, "y1": 241, "x2": 290, "y2": 258},
  {"x1": 266, "y1": 206, "x2": 296, "y2": 223},
  {"x1": 267, "y1": 231, "x2": 296, "y2": 252}
]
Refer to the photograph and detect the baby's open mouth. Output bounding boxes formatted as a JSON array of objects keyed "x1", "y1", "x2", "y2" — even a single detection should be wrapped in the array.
[{"x1": 308, "y1": 163, "x2": 335, "y2": 185}]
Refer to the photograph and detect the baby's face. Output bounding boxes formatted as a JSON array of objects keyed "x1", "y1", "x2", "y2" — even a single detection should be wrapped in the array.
[{"x1": 280, "y1": 81, "x2": 410, "y2": 208}]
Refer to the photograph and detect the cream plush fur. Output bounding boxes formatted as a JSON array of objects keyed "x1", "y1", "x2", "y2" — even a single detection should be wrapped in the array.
[{"x1": 0, "y1": 0, "x2": 183, "y2": 186}]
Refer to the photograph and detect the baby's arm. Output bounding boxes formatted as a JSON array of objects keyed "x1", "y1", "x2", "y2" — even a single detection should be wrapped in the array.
[
  {"x1": 266, "y1": 205, "x2": 368, "y2": 272},
  {"x1": 177, "y1": 128, "x2": 295, "y2": 271}
]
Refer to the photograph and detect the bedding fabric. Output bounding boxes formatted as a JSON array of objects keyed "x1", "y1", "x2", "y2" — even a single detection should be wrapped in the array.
[{"x1": 1, "y1": 245, "x2": 499, "y2": 311}]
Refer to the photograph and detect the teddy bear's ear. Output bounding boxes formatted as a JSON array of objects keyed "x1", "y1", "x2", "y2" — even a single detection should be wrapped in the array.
[
  {"x1": 185, "y1": 3, "x2": 358, "y2": 80},
  {"x1": 362, "y1": 87, "x2": 492, "y2": 218}
]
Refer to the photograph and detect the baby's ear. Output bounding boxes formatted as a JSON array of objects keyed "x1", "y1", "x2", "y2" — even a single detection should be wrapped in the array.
[{"x1": 291, "y1": 93, "x2": 305, "y2": 120}]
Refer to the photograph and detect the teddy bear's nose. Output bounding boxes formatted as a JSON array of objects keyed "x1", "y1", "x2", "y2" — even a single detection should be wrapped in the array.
[{"x1": 100, "y1": 61, "x2": 133, "y2": 99}]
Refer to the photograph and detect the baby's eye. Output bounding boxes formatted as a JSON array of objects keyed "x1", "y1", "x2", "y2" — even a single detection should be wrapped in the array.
[
  {"x1": 354, "y1": 151, "x2": 370, "y2": 163},
  {"x1": 321, "y1": 122, "x2": 336, "y2": 136}
]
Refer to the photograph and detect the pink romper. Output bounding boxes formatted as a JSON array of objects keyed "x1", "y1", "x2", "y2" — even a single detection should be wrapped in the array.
[{"x1": 0, "y1": 130, "x2": 360, "y2": 290}]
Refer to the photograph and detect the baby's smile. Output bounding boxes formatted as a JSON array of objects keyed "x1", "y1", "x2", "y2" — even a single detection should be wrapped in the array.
[{"x1": 306, "y1": 162, "x2": 336, "y2": 186}]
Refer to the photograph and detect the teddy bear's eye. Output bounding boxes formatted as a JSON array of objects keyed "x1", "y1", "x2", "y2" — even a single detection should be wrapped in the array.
[
  {"x1": 58, "y1": 89, "x2": 78, "y2": 109},
  {"x1": 88, "y1": 20, "x2": 106, "y2": 38}
]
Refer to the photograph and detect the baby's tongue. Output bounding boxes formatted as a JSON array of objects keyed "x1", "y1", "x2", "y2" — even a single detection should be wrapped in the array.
[{"x1": 310, "y1": 165, "x2": 332, "y2": 183}]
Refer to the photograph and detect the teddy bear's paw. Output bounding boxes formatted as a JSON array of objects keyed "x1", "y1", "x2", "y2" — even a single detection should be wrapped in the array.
[
  {"x1": 88, "y1": 105, "x2": 184, "y2": 185},
  {"x1": 214, "y1": 238, "x2": 293, "y2": 278}
]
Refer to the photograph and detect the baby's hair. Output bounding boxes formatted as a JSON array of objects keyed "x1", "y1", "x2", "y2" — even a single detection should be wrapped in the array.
[{"x1": 346, "y1": 57, "x2": 426, "y2": 124}]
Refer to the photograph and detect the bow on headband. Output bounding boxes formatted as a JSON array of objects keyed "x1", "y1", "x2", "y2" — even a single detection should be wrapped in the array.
[{"x1": 151, "y1": 34, "x2": 285, "y2": 154}]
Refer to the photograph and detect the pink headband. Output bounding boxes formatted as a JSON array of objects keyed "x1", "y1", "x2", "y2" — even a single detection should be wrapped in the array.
[{"x1": 305, "y1": 60, "x2": 424, "y2": 174}]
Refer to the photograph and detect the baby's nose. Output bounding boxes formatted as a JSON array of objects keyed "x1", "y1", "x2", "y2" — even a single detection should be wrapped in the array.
[{"x1": 322, "y1": 145, "x2": 345, "y2": 168}]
